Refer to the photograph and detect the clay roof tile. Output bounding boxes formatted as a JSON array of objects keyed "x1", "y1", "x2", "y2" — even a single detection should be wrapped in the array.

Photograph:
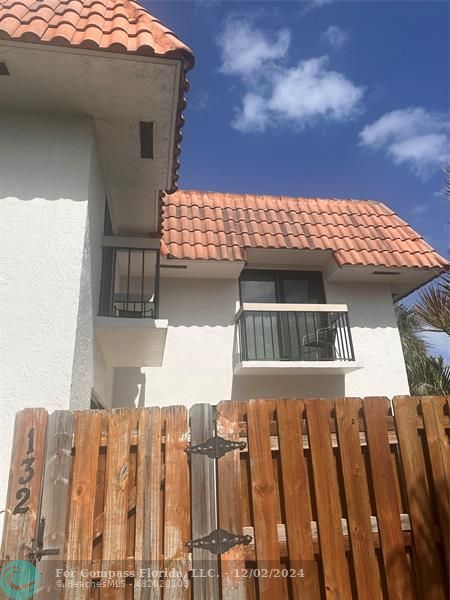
[{"x1": 161, "y1": 190, "x2": 448, "y2": 271}]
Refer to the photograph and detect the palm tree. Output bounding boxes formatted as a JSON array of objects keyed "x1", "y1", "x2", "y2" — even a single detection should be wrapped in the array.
[
  {"x1": 414, "y1": 274, "x2": 450, "y2": 336},
  {"x1": 396, "y1": 166, "x2": 449, "y2": 394},
  {"x1": 396, "y1": 304, "x2": 450, "y2": 395},
  {"x1": 413, "y1": 355, "x2": 450, "y2": 396}
]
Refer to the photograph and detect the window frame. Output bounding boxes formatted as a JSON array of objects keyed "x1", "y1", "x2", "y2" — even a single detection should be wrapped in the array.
[{"x1": 239, "y1": 269, "x2": 326, "y2": 305}]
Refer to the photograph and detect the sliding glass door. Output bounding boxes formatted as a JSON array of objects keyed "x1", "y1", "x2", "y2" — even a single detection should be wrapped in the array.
[{"x1": 239, "y1": 270, "x2": 328, "y2": 360}]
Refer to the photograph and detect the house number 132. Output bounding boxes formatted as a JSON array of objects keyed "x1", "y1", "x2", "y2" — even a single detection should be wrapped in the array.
[{"x1": 13, "y1": 428, "x2": 35, "y2": 515}]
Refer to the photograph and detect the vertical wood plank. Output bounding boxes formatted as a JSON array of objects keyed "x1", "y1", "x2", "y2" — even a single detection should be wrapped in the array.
[
  {"x1": 100, "y1": 410, "x2": 133, "y2": 600},
  {"x1": 393, "y1": 396, "x2": 447, "y2": 599},
  {"x1": 36, "y1": 411, "x2": 74, "y2": 599},
  {"x1": 305, "y1": 399, "x2": 352, "y2": 600},
  {"x1": 189, "y1": 404, "x2": 219, "y2": 600},
  {"x1": 64, "y1": 411, "x2": 102, "y2": 600},
  {"x1": 335, "y1": 398, "x2": 382, "y2": 600},
  {"x1": 363, "y1": 397, "x2": 413, "y2": 600},
  {"x1": 92, "y1": 414, "x2": 108, "y2": 571},
  {"x1": 135, "y1": 408, "x2": 162, "y2": 600},
  {"x1": 216, "y1": 401, "x2": 247, "y2": 600},
  {"x1": 420, "y1": 396, "x2": 450, "y2": 570},
  {"x1": 276, "y1": 399, "x2": 320, "y2": 600},
  {"x1": 163, "y1": 406, "x2": 190, "y2": 600},
  {"x1": 247, "y1": 399, "x2": 283, "y2": 600},
  {"x1": 1, "y1": 409, "x2": 48, "y2": 565},
  {"x1": 127, "y1": 413, "x2": 139, "y2": 579}
]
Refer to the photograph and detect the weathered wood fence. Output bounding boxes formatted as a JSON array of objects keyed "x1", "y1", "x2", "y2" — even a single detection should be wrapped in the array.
[{"x1": 0, "y1": 396, "x2": 448, "y2": 599}]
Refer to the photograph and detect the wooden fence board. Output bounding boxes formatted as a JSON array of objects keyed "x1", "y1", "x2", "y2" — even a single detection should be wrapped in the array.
[
  {"x1": 100, "y1": 410, "x2": 133, "y2": 600},
  {"x1": 335, "y1": 398, "x2": 382, "y2": 600},
  {"x1": 189, "y1": 404, "x2": 219, "y2": 600},
  {"x1": 36, "y1": 410, "x2": 74, "y2": 599},
  {"x1": 276, "y1": 399, "x2": 320, "y2": 600},
  {"x1": 393, "y1": 396, "x2": 447, "y2": 599},
  {"x1": 247, "y1": 400, "x2": 283, "y2": 599},
  {"x1": 305, "y1": 399, "x2": 352, "y2": 600},
  {"x1": 0, "y1": 408, "x2": 48, "y2": 566},
  {"x1": 420, "y1": 396, "x2": 450, "y2": 570},
  {"x1": 162, "y1": 406, "x2": 190, "y2": 599},
  {"x1": 363, "y1": 397, "x2": 413, "y2": 600},
  {"x1": 65, "y1": 411, "x2": 102, "y2": 600},
  {"x1": 135, "y1": 407, "x2": 162, "y2": 600},
  {"x1": 216, "y1": 400, "x2": 247, "y2": 600}
]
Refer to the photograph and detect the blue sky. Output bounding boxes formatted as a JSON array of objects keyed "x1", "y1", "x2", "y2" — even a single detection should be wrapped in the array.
[{"x1": 148, "y1": 0, "x2": 449, "y2": 357}]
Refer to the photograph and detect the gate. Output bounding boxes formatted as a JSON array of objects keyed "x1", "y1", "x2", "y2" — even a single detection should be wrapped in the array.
[{"x1": 1, "y1": 397, "x2": 448, "y2": 599}]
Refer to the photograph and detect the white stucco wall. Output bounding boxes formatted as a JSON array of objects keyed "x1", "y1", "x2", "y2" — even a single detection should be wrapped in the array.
[
  {"x1": 113, "y1": 275, "x2": 408, "y2": 408},
  {"x1": 70, "y1": 140, "x2": 114, "y2": 410},
  {"x1": 0, "y1": 111, "x2": 112, "y2": 517},
  {"x1": 325, "y1": 281, "x2": 410, "y2": 396}
]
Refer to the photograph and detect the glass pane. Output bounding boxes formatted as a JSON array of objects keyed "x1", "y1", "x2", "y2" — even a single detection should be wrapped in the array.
[
  {"x1": 280, "y1": 273, "x2": 325, "y2": 304},
  {"x1": 241, "y1": 279, "x2": 277, "y2": 303},
  {"x1": 282, "y1": 279, "x2": 309, "y2": 303}
]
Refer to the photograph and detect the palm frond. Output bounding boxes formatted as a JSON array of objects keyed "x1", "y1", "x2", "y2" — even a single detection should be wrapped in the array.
[
  {"x1": 414, "y1": 274, "x2": 450, "y2": 335},
  {"x1": 396, "y1": 303, "x2": 450, "y2": 395}
]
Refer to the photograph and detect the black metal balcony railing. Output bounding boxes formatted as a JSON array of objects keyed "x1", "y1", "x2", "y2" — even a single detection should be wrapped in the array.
[
  {"x1": 237, "y1": 307, "x2": 355, "y2": 362},
  {"x1": 99, "y1": 247, "x2": 160, "y2": 319}
]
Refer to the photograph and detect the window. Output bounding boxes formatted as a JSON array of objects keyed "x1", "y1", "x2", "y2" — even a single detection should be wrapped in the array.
[
  {"x1": 239, "y1": 270, "x2": 328, "y2": 360},
  {"x1": 240, "y1": 270, "x2": 325, "y2": 304}
]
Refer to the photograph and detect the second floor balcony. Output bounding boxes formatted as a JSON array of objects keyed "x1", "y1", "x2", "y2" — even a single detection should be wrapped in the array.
[
  {"x1": 234, "y1": 303, "x2": 362, "y2": 375},
  {"x1": 96, "y1": 245, "x2": 168, "y2": 367}
]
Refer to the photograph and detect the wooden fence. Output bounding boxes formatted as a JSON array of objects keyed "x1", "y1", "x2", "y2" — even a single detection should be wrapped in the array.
[{"x1": 0, "y1": 396, "x2": 448, "y2": 599}]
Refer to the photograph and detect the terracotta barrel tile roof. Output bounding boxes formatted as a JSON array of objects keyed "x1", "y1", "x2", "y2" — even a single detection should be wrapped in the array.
[
  {"x1": 0, "y1": 0, "x2": 194, "y2": 66},
  {"x1": 162, "y1": 190, "x2": 448, "y2": 270}
]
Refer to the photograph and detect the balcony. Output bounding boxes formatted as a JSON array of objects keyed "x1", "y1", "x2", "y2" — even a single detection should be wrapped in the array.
[
  {"x1": 95, "y1": 246, "x2": 168, "y2": 367},
  {"x1": 234, "y1": 303, "x2": 362, "y2": 375}
]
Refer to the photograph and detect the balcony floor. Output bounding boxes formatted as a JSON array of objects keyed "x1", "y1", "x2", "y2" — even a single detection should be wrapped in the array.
[
  {"x1": 234, "y1": 360, "x2": 364, "y2": 375},
  {"x1": 96, "y1": 317, "x2": 168, "y2": 367}
]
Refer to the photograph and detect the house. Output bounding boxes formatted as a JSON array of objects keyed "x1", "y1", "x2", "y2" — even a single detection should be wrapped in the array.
[{"x1": 0, "y1": 0, "x2": 447, "y2": 519}]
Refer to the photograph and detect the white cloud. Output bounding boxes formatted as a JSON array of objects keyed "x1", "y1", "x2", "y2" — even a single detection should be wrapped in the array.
[
  {"x1": 267, "y1": 56, "x2": 363, "y2": 124},
  {"x1": 360, "y1": 107, "x2": 450, "y2": 178},
  {"x1": 301, "y1": 0, "x2": 334, "y2": 16},
  {"x1": 218, "y1": 18, "x2": 290, "y2": 77},
  {"x1": 231, "y1": 93, "x2": 269, "y2": 132},
  {"x1": 218, "y1": 18, "x2": 365, "y2": 134},
  {"x1": 320, "y1": 25, "x2": 349, "y2": 49}
]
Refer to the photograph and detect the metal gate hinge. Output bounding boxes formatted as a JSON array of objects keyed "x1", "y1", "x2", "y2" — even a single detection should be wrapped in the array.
[
  {"x1": 187, "y1": 528, "x2": 252, "y2": 555},
  {"x1": 185, "y1": 435, "x2": 246, "y2": 459},
  {"x1": 29, "y1": 517, "x2": 60, "y2": 561}
]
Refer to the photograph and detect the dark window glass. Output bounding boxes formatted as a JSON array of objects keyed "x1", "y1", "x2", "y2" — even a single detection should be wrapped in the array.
[
  {"x1": 239, "y1": 270, "x2": 327, "y2": 361},
  {"x1": 240, "y1": 278, "x2": 277, "y2": 303},
  {"x1": 279, "y1": 272, "x2": 324, "y2": 304},
  {"x1": 240, "y1": 270, "x2": 325, "y2": 304},
  {"x1": 282, "y1": 279, "x2": 309, "y2": 303}
]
